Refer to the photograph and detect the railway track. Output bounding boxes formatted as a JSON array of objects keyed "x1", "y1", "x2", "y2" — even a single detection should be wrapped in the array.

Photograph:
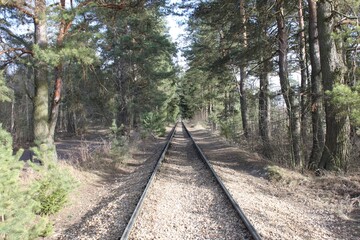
[{"x1": 120, "y1": 122, "x2": 261, "y2": 240}]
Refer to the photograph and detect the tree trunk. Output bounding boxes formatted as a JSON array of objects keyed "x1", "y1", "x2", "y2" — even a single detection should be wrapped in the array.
[
  {"x1": 48, "y1": 65, "x2": 62, "y2": 141},
  {"x1": 48, "y1": 0, "x2": 70, "y2": 142},
  {"x1": 258, "y1": 57, "x2": 271, "y2": 145},
  {"x1": 224, "y1": 91, "x2": 228, "y2": 118},
  {"x1": 115, "y1": 60, "x2": 130, "y2": 135},
  {"x1": 317, "y1": 0, "x2": 351, "y2": 170},
  {"x1": 257, "y1": 0, "x2": 272, "y2": 156},
  {"x1": 67, "y1": 109, "x2": 77, "y2": 134},
  {"x1": 298, "y1": 0, "x2": 308, "y2": 154},
  {"x1": 239, "y1": 0, "x2": 250, "y2": 138},
  {"x1": 33, "y1": 0, "x2": 50, "y2": 145},
  {"x1": 307, "y1": 0, "x2": 324, "y2": 169},
  {"x1": 276, "y1": 0, "x2": 303, "y2": 167}
]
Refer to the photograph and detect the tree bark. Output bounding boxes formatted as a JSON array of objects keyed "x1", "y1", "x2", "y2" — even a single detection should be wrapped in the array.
[
  {"x1": 298, "y1": 0, "x2": 308, "y2": 153},
  {"x1": 307, "y1": 0, "x2": 324, "y2": 169},
  {"x1": 115, "y1": 59, "x2": 130, "y2": 135},
  {"x1": 258, "y1": 57, "x2": 271, "y2": 146},
  {"x1": 317, "y1": 0, "x2": 351, "y2": 170},
  {"x1": 257, "y1": 0, "x2": 272, "y2": 156},
  {"x1": 48, "y1": 0, "x2": 70, "y2": 141},
  {"x1": 276, "y1": 0, "x2": 303, "y2": 167},
  {"x1": 239, "y1": 0, "x2": 250, "y2": 138},
  {"x1": 33, "y1": 0, "x2": 50, "y2": 145}
]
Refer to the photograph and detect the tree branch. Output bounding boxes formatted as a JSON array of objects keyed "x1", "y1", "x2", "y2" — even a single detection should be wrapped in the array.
[
  {"x1": 0, "y1": 27, "x2": 32, "y2": 49},
  {"x1": 0, "y1": 2, "x2": 34, "y2": 18},
  {"x1": 332, "y1": 9, "x2": 359, "y2": 20},
  {"x1": 0, "y1": 48, "x2": 33, "y2": 69},
  {"x1": 335, "y1": 18, "x2": 358, "y2": 27},
  {"x1": 0, "y1": 47, "x2": 33, "y2": 56}
]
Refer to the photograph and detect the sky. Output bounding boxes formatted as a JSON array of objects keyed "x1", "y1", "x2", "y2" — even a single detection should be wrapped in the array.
[{"x1": 165, "y1": 0, "x2": 189, "y2": 69}]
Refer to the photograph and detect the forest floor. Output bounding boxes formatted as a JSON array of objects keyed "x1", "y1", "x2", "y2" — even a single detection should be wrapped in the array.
[{"x1": 43, "y1": 124, "x2": 360, "y2": 240}]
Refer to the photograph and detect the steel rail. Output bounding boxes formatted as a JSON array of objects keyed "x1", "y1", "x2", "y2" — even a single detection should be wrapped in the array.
[
  {"x1": 182, "y1": 121, "x2": 262, "y2": 240},
  {"x1": 119, "y1": 123, "x2": 177, "y2": 240}
]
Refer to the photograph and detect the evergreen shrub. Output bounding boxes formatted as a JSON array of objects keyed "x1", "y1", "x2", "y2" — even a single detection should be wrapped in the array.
[
  {"x1": 0, "y1": 125, "x2": 75, "y2": 239},
  {"x1": 219, "y1": 118, "x2": 242, "y2": 142},
  {"x1": 141, "y1": 111, "x2": 166, "y2": 137},
  {"x1": 327, "y1": 83, "x2": 360, "y2": 126},
  {"x1": 109, "y1": 120, "x2": 129, "y2": 162},
  {"x1": 0, "y1": 125, "x2": 48, "y2": 239},
  {"x1": 33, "y1": 166, "x2": 74, "y2": 216}
]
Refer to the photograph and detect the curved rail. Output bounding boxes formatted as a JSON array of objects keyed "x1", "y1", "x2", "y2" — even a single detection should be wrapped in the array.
[
  {"x1": 182, "y1": 122, "x2": 262, "y2": 240},
  {"x1": 119, "y1": 123, "x2": 177, "y2": 240}
]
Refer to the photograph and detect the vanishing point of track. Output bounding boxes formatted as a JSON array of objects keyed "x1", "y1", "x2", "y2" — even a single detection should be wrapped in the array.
[{"x1": 120, "y1": 122, "x2": 261, "y2": 240}]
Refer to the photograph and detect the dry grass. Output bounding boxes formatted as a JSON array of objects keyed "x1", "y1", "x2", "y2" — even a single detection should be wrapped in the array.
[
  {"x1": 264, "y1": 163, "x2": 360, "y2": 224},
  {"x1": 64, "y1": 138, "x2": 127, "y2": 173}
]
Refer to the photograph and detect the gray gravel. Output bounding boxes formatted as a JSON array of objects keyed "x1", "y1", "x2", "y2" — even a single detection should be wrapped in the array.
[
  {"x1": 129, "y1": 126, "x2": 250, "y2": 240},
  {"x1": 48, "y1": 137, "x2": 168, "y2": 240}
]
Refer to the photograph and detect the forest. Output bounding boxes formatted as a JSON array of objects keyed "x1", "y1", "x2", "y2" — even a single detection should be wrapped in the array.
[{"x1": 0, "y1": 0, "x2": 359, "y2": 239}]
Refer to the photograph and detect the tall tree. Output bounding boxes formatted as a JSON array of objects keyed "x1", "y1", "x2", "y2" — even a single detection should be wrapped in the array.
[
  {"x1": 100, "y1": 5, "x2": 178, "y2": 134},
  {"x1": 297, "y1": 0, "x2": 308, "y2": 150},
  {"x1": 307, "y1": 0, "x2": 324, "y2": 169},
  {"x1": 275, "y1": 0, "x2": 303, "y2": 167},
  {"x1": 239, "y1": 0, "x2": 250, "y2": 138},
  {"x1": 317, "y1": 0, "x2": 351, "y2": 170},
  {"x1": 33, "y1": 0, "x2": 50, "y2": 146},
  {"x1": 0, "y1": 0, "x2": 127, "y2": 152},
  {"x1": 256, "y1": 0, "x2": 272, "y2": 152}
]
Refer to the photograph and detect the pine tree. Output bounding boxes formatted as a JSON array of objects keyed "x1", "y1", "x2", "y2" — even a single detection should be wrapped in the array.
[
  {"x1": 99, "y1": 4, "x2": 178, "y2": 135},
  {"x1": 0, "y1": 81, "x2": 48, "y2": 239}
]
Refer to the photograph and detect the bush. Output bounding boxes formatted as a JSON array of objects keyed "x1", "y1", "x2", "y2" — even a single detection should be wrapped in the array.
[
  {"x1": 0, "y1": 125, "x2": 48, "y2": 239},
  {"x1": 0, "y1": 125, "x2": 75, "y2": 239},
  {"x1": 33, "y1": 167, "x2": 74, "y2": 216},
  {"x1": 219, "y1": 118, "x2": 241, "y2": 142},
  {"x1": 109, "y1": 120, "x2": 129, "y2": 162},
  {"x1": 141, "y1": 111, "x2": 166, "y2": 137},
  {"x1": 327, "y1": 83, "x2": 360, "y2": 126},
  {"x1": 30, "y1": 146, "x2": 75, "y2": 216}
]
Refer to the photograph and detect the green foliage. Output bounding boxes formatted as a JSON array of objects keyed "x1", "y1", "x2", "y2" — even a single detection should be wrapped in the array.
[
  {"x1": 0, "y1": 125, "x2": 48, "y2": 239},
  {"x1": 141, "y1": 111, "x2": 166, "y2": 137},
  {"x1": 33, "y1": 166, "x2": 74, "y2": 216},
  {"x1": 109, "y1": 120, "x2": 129, "y2": 161},
  {"x1": 218, "y1": 117, "x2": 242, "y2": 142},
  {"x1": 0, "y1": 125, "x2": 75, "y2": 239},
  {"x1": 327, "y1": 84, "x2": 360, "y2": 125},
  {"x1": 100, "y1": 7, "x2": 178, "y2": 131},
  {"x1": 0, "y1": 71, "x2": 13, "y2": 103},
  {"x1": 33, "y1": 44, "x2": 97, "y2": 66},
  {"x1": 179, "y1": 70, "x2": 206, "y2": 119}
]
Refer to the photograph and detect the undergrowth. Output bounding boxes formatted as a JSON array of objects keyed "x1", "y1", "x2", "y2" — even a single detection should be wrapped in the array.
[
  {"x1": 141, "y1": 111, "x2": 166, "y2": 137},
  {"x1": 0, "y1": 125, "x2": 76, "y2": 239}
]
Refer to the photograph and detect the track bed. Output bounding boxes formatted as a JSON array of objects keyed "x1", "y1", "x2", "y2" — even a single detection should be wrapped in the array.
[{"x1": 128, "y1": 125, "x2": 252, "y2": 239}]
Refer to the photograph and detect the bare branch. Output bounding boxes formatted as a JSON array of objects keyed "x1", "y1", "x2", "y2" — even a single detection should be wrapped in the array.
[
  {"x1": 332, "y1": 9, "x2": 359, "y2": 20},
  {"x1": 0, "y1": 47, "x2": 33, "y2": 56}
]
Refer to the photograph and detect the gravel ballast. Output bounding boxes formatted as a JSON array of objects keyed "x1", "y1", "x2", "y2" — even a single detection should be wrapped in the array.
[
  {"x1": 129, "y1": 125, "x2": 250, "y2": 239},
  {"x1": 45, "y1": 124, "x2": 360, "y2": 240},
  {"x1": 187, "y1": 123, "x2": 360, "y2": 240},
  {"x1": 46, "y1": 133, "x2": 168, "y2": 240}
]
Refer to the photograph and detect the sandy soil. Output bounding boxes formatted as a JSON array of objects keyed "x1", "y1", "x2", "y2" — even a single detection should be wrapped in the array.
[{"x1": 44, "y1": 124, "x2": 360, "y2": 240}]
